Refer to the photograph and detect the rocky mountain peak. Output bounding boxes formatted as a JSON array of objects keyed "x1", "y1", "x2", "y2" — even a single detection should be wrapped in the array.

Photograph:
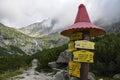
[{"x1": 20, "y1": 19, "x2": 55, "y2": 37}]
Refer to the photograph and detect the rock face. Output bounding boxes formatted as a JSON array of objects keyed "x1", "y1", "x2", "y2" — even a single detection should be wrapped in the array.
[
  {"x1": 20, "y1": 20, "x2": 54, "y2": 37},
  {"x1": 48, "y1": 50, "x2": 72, "y2": 69}
]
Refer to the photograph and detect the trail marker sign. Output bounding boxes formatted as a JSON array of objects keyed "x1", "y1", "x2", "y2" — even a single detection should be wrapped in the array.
[
  {"x1": 68, "y1": 61, "x2": 81, "y2": 78},
  {"x1": 75, "y1": 40, "x2": 95, "y2": 50},
  {"x1": 68, "y1": 41, "x2": 76, "y2": 52},
  {"x1": 70, "y1": 32, "x2": 82, "y2": 41},
  {"x1": 73, "y1": 50, "x2": 94, "y2": 63}
]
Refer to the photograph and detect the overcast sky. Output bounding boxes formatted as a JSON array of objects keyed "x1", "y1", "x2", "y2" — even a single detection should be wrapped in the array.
[{"x1": 0, "y1": 0, "x2": 120, "y2": 30}]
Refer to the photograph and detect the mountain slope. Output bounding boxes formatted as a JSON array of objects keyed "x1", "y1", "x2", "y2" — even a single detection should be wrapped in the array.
[
  {"x1": 20, "y1": 20, "x2": 54, "y2": 37},
  {"x1": 0, "y1": 23, "x2": 68, "y2": 56},
  {"x1": 38, "y1": 32, "x2": 69, "y2": 48},
  {"x1": 0, "y1": 23, "x2": 38, "y2": 55}
]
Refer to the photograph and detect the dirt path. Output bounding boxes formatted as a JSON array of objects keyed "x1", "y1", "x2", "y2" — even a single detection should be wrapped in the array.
[
  {"x1": 8, "y1": 67, "x2": 53, "y2": 80},
  {"x1": 8, "y1": 59, "x2": 53, "y2": 80}
]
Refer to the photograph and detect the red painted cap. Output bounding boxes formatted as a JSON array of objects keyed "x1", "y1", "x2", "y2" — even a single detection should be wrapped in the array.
[
  {"x1": 74, "y1": 4, "x2": 91, "y2": 23},
  {"x1": 61, "y1": 4, "x2": 106, "y2": 37}
]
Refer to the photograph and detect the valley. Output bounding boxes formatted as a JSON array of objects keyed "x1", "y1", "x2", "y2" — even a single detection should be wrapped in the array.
[
  {"x1": 0, "y1": 20, "x2": 120, "y2": 80},
  {"x1": 0, "y1": 22, "x2": 68, "y2": 56}
]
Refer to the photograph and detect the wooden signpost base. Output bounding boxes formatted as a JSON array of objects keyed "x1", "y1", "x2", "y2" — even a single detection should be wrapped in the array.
[
  {"x1": 80, "y1": 63, "x2": 89, "y2": 80},
  {"x1": 70, "y1": 31, "x2": 90, "y2": 80}
]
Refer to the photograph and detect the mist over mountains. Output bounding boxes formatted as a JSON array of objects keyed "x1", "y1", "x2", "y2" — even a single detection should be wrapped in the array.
[
  {"x1": 19, "y1": 18, "x2": 120, "y2": 38},
  {"x1": 94, "y1": 18, "x2": 120, "y2": 33},
  {"x1": 20, "y1": 19, "x2": 56, "y2": 37},
  {"x1": 0, "y1": 14, "x2": 120, "y2": 56}
]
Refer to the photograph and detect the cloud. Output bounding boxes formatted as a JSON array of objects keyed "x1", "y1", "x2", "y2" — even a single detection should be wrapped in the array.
[{"x1": 0, "y1": 0, "x2": 120, "y2": 30}]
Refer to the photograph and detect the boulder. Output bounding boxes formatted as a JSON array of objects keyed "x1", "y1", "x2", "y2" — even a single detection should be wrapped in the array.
[
  {"x1": 48, "y1": 62, "x2": 59, "y2": 68},
  {"x1": 53, "y1": 70, "x2": 68, "y2": 80},
  {"x1": 32, "y1": 59, "x2": 38, "y2": 69},
  {"x1": 56, "y1": 50, "x2": 72, "y2": 63},
  {"x1": 88, "y1": 72, "x2": 95, "y2": 80},
  {"x1": 113, "y1": 74, "x2": 120, "y2": 79}
]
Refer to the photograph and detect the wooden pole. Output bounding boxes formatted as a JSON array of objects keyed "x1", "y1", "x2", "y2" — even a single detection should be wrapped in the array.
[{"x1": 80, "y1": 30, "x2": 90, "y2": 80}]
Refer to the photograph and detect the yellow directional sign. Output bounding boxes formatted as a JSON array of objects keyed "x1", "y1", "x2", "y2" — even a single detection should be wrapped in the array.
[
  {"x1": 73, "y1": 50, "x2": 94, "y2": 63},
  {"x1": 68, "y1": 41, "x2": 76, "y2": 52},
  {"x1": 68, "y1": 61, "x2": 81, "y2": 78},
  {"x1": 70, "y1": 32, "x2": 82, "y2": 41},
  {"x1": 75, "y1": 40, "x2": 95, "y2": 50}
]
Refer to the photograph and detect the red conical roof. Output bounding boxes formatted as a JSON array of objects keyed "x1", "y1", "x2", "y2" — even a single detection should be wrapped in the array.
[
  {"x1": 61, "y1": 4, "x2": 106, "y2": 37},
  {"x1": 74, "y1": 4, "x2": 91, "y2": 23}
]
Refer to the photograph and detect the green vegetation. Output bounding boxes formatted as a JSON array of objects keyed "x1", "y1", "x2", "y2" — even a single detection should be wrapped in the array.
[
  {"x1": 0, "y1": 44, "x2": 67, "y2": 79},
  {"x1": 38, "y1": 32, "x2": 68, "y2": 49},
  {"x1": 0, "y1": 56, "x2": 30, "y2": 74},
  {"x1": 0, "y1": 46, "x2": 26, "y2": 56},
  {"x1": 0, "y1": 23, "x2": 30, "y2": 39},
  {"x1": 40, "y1": 32, "x2": 67, "y2": 41},
  {"x1": 33, "y1": 44, "x2": 67, "y2": 71},
  {"x1": 0, "y1": 23, "x2": 35, "y2": 55},
  {"x1": 0, "y1": 31, "x2": 120, "y2": 79},
  {"x1": 0, "y1": 55, "x2": 30, "y2": 79},
  {"x1": 0, "y1": 68, "x2": 24, "y2": 80},
  {"x1": 0, "y1": 46, "x2": 10, "y2": 56},
  {"x1": 91, "y1": 33, "x2": 120, "y2": 77}
]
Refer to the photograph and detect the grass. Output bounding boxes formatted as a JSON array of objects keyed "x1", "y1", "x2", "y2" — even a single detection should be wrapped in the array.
[{"x1": 0, "y1": 68, "x2": 25, "y2": 80}]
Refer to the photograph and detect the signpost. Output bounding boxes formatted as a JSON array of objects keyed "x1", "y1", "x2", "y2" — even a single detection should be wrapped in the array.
[
  {"x1": 68, "y1": 61, "x2": 81, "y2": 78},
  {"x1": 61, "y1": 4, "x2": 106, "y2": 80},
  {"x1": 73, "y1": 50, "x2": 94, "y2": 63},
  {"x1": 70, "y1": 32, "x2": 82, "y2": 41},
  {"x1": 68, "y1": 41, "x2": 76, "y2": 52},
  {"x1": 75, "y1": 40, "x2": 95, "y2": 50}
]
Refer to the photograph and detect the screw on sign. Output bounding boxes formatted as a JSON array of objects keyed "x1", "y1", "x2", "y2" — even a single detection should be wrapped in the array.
[{"x1": 60, "y1": 4, "x2": 106, "y2": 80}]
